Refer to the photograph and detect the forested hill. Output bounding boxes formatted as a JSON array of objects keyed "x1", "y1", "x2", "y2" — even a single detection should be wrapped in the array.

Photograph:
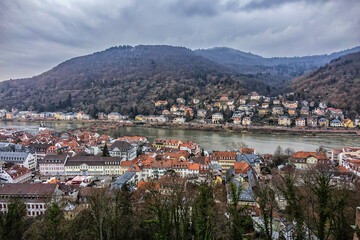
[
  {"x1": 292, "y1": 51, "x2": 360, "y2": 114},
  {"x1": 0, "y1": 45, "x2": 268, "y2": 115},
  {"x1": 195, "y1": 46, "x2": 360, "y2": 79}
]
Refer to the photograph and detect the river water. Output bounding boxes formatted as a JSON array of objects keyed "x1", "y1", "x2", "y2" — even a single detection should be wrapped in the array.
[{"x1": 1, "y1": 121, "x2": 359, "y2": 154}]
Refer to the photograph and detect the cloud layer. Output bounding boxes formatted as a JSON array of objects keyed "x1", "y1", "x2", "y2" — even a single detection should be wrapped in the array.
[{"x1": 1, "y1": 0, "x2": 359, "y2": 81}]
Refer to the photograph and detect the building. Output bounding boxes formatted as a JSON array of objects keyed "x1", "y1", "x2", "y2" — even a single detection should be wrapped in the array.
[
  {"x1": 212, "y1": 113, "x2": 224, "y2": 124},
  {"x1": 295, "y1": 118, "x2": 306, "y2": 127},
  {"x1": 0, "y1": 183, "x2": 57, "y2": 217},
  {"x1": 337, "y1": 147, "x2": 360, "y2": 177},
  {"x1": 278, "y1": 116, "x2": 291, "y2": 126},
  {"x1": 29, "y1": 143, "x2": 51, "y2": 162},
  {"x1": 319, "y1": 118, "x2": 329, "y2": 127},
  {"x1": 307, "y1": 117, "x2": 318, "y2": 127},
  {"x1": 0, "y1": 152, "x2": 36, "y2": 171},
  {"x1": 242, "y1": 117, "x2": 252, "y2": 126},
  {"x1": 197, "y1": 109, "x2": 207, "y2": 118},
  {"x1": 39, "y1": 154, "x2": 69, "y2": 176},
  {"x1": 108, "y1": 112, "x2": 127, "y2": 121},
  {"x1": 0, "y1": 165, "x2": 32, "y2": 183},
  {"x1": 109, "y1": 141, "x2": 137, "y2": 160},
  {"x1": 210, "y1": 151, "x2": 237, "y2": 174},
  {"x1": 291, "y1": 151, "x2": 330, "y2": 169},
  {"x1": 64, "y1": 156, "x2": 123, "y2": 176},
  {"x1": 330, "y1": 119, "x2": 343, "y2": 127},
  {"x1": 272, "y1": 107, "x2": 284, "y2": 115}
]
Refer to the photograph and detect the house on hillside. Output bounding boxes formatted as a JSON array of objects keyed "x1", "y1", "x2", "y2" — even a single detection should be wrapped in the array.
[
  {"x1": 278, "y1": 116, "x2": 291, "y2": 126},
  {"x1": 212, "y1": 113, "x2": 224, "y2": 124}
]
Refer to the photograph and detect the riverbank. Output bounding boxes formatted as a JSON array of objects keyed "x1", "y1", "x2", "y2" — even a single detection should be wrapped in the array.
[
  {"x1": 137, "y1": 122, "x2": 360, "y2": 136},
  {"x1": 2, "y1": 119, "x2": 359, "y2": 136}
]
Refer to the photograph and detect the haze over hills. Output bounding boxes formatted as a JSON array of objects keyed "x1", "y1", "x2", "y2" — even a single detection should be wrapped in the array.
[
  {"x1": 195, "y1": 46, "x2": 360, "y2": 78},
  {"x1": 0, "y1": 44, "x2": 359, "y2": 115},
  {"x1": 292, "y1": 51, "x2": 360, "y2": 114}
]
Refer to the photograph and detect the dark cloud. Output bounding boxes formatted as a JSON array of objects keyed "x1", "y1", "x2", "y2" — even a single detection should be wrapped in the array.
[
  {"x1": 0, "y1": 0, "x2": 359, "y2": 81},
  {"x1": 242, "y1": 0, "x2": 329, "y2": 11}
]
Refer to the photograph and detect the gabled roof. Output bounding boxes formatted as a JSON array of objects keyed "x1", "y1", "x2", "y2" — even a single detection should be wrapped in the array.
[
  {"x1": 291, "y1": 151, "x2": 329, "y2": 160},
  {"x1": 109, "y1": 141, "x2": 134, "y2": 151}
]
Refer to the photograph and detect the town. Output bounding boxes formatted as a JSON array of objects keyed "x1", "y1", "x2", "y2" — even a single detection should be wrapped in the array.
[
  {"x1": 0, "y1": 120, "x2": 359, "y2": 239},
  {"x1": 1, "y1": 91, "x2": 360, "y2": 130}
]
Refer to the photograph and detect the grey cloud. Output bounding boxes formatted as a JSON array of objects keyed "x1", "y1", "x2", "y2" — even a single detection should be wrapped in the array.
[
  {"x1": 0, "y1": 0, "x2": 359, "y2": 81},
  {"x1": 242, "y1": 0, "x2": 329, "y2": 11}
]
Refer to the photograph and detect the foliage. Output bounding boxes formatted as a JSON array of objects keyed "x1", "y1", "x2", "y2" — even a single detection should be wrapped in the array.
[{"x1": 102, "y1": 143, "x2": 110, "y2": 157}]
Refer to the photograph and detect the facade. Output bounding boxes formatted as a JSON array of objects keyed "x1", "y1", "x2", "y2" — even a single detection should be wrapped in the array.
[
  {"x1": 197, "y1": 109, "x2": 207, "y2": 118},
  {"x1": 0, "y1": 165, "x2": 32, "y2": 183},
  {"x1": 64, "y1": 156, "x2": 122, "y2": 176},
  {"x1": 330, "y1": 119, "x2": 343, "y2": 127},
  {"x1": 39, "y1": 154, "x2": 69, "y2": 176},
  {"x1": 109, "y1": 141, "x2": 136, "y2": 160},
  {"x1": 212, "y1": 113, "x2": 224, "y2": 124},
  {"x1": 29, "y1": 143, "x2": 50, "y2": 162},
  {"x1": 295, "y1": 118, "x2": 306, "y2": 127},
  {"x1": 291, "y1": 151, "x2": 330, "y2": 169},
  {"x1": 307, "y1": 117, "x2": 318, "y2": 127},
  {"x1": 337, "y1": 147, "x2": 360, "y2": 177},
  {"x1": 0, "y1": 152, "x2": 36, "y2": 171},
  {"x1": 0, "y1": 183, "x2": 57, "y2": 217},
  {"x1": 272, "y1": 107, "x2": 284, "y2": 115},
  {"x1": 278, "y1": 116, "x2": 291, "y2": 126},
  {"x1": 210, "y1": 151, "x2": 237, "y2": 174},
  {"x1": 242, "y1": 117, "x2": 252, "y2": 126}
]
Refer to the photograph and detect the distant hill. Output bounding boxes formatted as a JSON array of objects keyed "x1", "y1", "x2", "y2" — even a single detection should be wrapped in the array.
[
  {"x1": 0, "y1": 45, "x2": 269, "y2": 116},
  {"x1": 292, "y1": 51, "x2": 360, "y2": 113},
  {"x1": 1, "y1": 44, "x2": 358, "y2": 116},
  {"x1": 195, "y1": 46, "x2": 360, "y2": 79}
]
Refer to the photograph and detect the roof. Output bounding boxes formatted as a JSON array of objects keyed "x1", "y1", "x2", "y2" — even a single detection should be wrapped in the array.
[
  {"x1": 291, "y1": 151, "x2": 329, "y2": 160},
  {"x1": 0, "y1": 183, "x2": 57, "y2": 196},
  {"x1": 109, "y1": 141, "x2": 134, "y2": 151},
  {"x1": 39, "y1": 154, "x2": 69, "y2": 164},
  {"x1": 111, "y1": 171, "x2": 136, "y2": 190},
  {"x1": 234, "y1": 162, "x2": 251, "y2": 174},
  {"x1": 4, "y1": 165, "x2": 31, "y2": 180},
  {"x1": 65, "y1": 155, "x2": 122, "y2": 166}
]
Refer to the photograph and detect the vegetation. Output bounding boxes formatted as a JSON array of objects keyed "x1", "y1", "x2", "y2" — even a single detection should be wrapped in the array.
[
  {"x1": 0, "y1": 168, "x2": 359, "y2": 240},
  {"x1": 292, "y1": 51, "x2": 360, "y2": 113},
  {"x1": 0, "y1": 45, "x2": 268, "y2": 115}
]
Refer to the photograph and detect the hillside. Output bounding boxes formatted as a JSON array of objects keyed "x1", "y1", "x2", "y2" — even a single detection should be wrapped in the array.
[
  {"x1": 195, "y1": 46, "x2": 360, "y2": 79},
  {"x1": 292, "y1": 51, "x2": 360, "y2": 113},
  {"x1": 0, "y1": 45, "x2": 268, "y2": 115}
]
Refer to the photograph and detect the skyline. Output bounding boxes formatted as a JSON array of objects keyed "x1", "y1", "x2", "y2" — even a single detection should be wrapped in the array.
[{"x1": 1, "y1": 0, "x2": 360, "y2": 81}]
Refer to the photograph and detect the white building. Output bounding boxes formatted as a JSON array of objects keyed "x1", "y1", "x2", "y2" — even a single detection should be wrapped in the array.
[
  {"x1": 0, "y1": 152, "x2": 36, "y2": 171},
  {"x1": 109, "y1": 141, "x2": 137, "y2": 160},
  {"x1": 39, "y1": 154, "x2": 69, "y2": 176},
  {"x1": 0, "y1": 165, "x2": 32, "y2": 183},
  {"x1": 212, "y1": 113, "x2": 224, "y2": 124}
]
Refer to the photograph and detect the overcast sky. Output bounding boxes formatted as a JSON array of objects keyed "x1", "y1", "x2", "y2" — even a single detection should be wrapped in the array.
[{"x1": 1, "y1": 0, "x2": 359, "y2": 81}]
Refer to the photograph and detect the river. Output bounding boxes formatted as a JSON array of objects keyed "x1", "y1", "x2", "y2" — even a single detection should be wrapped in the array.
[{"x1": 1, "y1": 121, "x2": 359, "y2": 154}]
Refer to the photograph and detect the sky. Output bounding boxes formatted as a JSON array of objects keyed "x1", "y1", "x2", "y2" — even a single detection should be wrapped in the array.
[{"x1": 0, "y1": 0, "x2": 359, "y2": 81}]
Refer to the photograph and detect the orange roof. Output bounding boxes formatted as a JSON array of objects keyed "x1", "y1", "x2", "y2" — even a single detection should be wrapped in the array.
[
  {"x1": 291, "y1": 151, "x2": 329, "y2": 160},
  {"x1": 234, "y1": 162, "x2": 251, "y2": 174},
  {"x1": 188, "y1": 163, "x2": 200, "y2": 171},
  {"x1": 137, "y1": 181, "x2": 160, "y2": 191},
  {"x1": 337, "y1": 166, "x2": 351, "y2": 172}
]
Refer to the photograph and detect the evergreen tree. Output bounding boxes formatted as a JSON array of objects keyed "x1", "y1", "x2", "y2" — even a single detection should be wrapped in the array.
[
  {"x1": 193, "y1": 183, "x2": 214, "y2": 240},
  {"x1": 0, "y1": 199, "x2": 27, "y2": 239},
  {"x1": 102, "y1": 143, "x2": 110, "y2": 157}
]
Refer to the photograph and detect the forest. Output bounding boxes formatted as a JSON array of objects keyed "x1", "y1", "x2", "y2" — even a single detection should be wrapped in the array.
[{"x1": 1, "y1": 165, "x2": 359, "y2": 240}]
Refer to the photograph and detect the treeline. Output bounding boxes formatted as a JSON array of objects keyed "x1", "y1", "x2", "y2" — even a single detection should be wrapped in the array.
[{"x1": 0, "y1": 166, "x2": 359, "y2": 240}]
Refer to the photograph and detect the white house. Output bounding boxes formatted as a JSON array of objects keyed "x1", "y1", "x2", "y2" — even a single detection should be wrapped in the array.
[{"x1": 0, "y1": 152, "x2": 36, "y2": 171}]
